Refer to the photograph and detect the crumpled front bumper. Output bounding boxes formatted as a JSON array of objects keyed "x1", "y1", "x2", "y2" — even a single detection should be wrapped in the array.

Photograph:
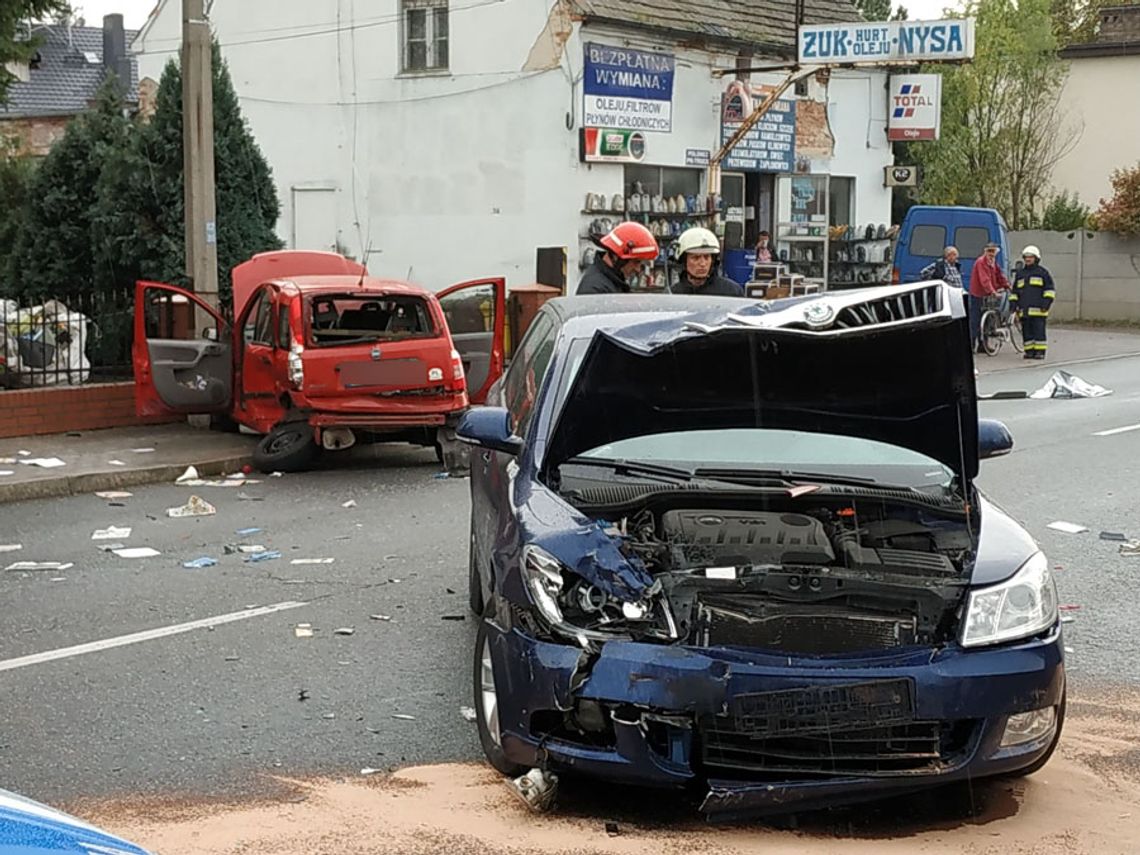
[{"x1": 486, "y1": 620, "x2": 1065, "y2": 817}]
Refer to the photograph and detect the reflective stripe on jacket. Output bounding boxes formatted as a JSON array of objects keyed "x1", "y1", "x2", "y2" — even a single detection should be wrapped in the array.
[{"x1": 1011, "y1": 264, "x2": 1056, "y2": 316}]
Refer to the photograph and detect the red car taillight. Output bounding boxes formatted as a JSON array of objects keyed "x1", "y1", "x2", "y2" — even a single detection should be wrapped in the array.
[{"x1": 448, "y1": 349, "x2": 467, "y2": 392}]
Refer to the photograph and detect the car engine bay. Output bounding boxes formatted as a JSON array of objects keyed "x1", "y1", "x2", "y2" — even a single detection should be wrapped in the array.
[{"x1": 557, "y1": 490, "x2": 976, "y2": 655}]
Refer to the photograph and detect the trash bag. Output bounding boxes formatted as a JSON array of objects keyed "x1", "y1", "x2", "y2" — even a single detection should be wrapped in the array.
[
  {"x1": 0, "y1": 299, "x2": 92, "y2": 387},
  {"x1": 1030, "y1": 370, "x2": 1112, "y2": 400}
]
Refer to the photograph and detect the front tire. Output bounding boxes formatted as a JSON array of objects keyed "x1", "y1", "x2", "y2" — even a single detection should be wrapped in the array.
[
  {"x1": 252, "y1": 423, "x2": 317, "y2": 473},
  {"x1": 473, "y1": 618, "x2": 526, "y2": 777},
  {"x1": 1009, "y1": 313, "x2": 1025, "y2": 353},
  {"x1": 980, "y1": 310, "x2": 1002, "y2": 356}
]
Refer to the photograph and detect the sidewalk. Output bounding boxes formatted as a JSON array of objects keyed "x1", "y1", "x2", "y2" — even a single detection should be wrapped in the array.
[
  {"x1": 976, "y1": 325, "x2": 1140, "y2": 375},
  {"x1": 0, "y1": 423, "x2": 255, "y2": 504}
]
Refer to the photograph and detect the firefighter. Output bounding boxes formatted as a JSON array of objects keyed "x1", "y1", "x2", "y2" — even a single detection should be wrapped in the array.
[
  {"x1": 1010, "y1": 245, "x2": 1055, "y2": 360},
  {"x1": 671, "y1": 227, "x2": 744, "y2": 296},
  {"x1": 577, "y1": 221, "x2": 660, "y2": 295}
]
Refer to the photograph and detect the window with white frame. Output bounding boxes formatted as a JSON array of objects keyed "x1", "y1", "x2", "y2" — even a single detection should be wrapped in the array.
[{"x1": 402, "y1": 0, "x2": 449, "y2": 72}]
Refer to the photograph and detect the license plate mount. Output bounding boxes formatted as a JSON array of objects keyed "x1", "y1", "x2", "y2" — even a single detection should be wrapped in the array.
[{"x1": 730, "y1": 678, "x2": 915, "y2": 737}]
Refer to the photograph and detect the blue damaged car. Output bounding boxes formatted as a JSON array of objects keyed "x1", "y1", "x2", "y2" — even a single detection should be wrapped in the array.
[
  {"x1": 458, "y1": 281, "x2": 1064, "y2": 818},
  {"x1": 0, "y1": 787, "x2": 153, "y2": 854}
]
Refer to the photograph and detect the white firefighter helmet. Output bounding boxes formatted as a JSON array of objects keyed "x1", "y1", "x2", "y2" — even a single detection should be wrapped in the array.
[
  {"x1": 676, "y1": 227, "x2": 721, "y2": 259},
  {"x1": 1022, "y1": 245, "x2": 1042, "y2": 261}
]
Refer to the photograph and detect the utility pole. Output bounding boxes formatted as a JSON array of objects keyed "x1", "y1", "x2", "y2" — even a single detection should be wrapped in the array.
[{"x1": 182, "y1": 0, "x2": 218, "y2": 312}]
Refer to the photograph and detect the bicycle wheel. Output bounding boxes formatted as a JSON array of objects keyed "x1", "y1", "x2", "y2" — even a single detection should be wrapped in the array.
[
  {"x1": 980, "y1": 310, "x2": 1002, "y2": 356},
  {"x1": 1008, "y1": 312, "x2": 1024, "y2": 353}
]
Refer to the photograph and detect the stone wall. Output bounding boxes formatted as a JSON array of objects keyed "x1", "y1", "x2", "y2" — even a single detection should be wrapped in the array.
[{"x1": 0, "y1": 115, "x2": 71, "y2": 157}]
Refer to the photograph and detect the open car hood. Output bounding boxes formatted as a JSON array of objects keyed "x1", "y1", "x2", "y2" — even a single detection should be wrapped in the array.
[{"x1": 544, "y1": 281, "x2": 979, "y2": 482}]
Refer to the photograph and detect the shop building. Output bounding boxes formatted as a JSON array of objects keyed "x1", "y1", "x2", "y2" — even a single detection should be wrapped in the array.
[{"x1": 132, "y1": 0, "x2": 894, "y2": 294}]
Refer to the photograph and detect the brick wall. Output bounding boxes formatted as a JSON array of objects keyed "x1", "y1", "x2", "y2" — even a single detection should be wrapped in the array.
[
  {"x1": 0, "y1": 115, "x2": 71, "y2": 157},
  {"x1": 0, "y1": 382, "x2": 178, "y2": 439}
]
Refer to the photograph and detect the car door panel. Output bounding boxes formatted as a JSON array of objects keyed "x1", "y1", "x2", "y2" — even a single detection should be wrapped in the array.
[
  {"x1": 437, "y1": 277, "x2": 506, "y2": 404},
  {"x1": 134, "y1": 281, "x2": 233, "y2": 417}
]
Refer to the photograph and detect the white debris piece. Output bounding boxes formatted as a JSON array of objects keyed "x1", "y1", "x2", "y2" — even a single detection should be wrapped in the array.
[
  {"x1": 107, "y1": 460, "x2": 126, "y2": 467},
  {"x1": 360, "y1": 768, "x2": 383, "y2": 776},
  {"x1": 175, "y1": 465, "x2": 200, "y2": 483},
  {"x1": 132, "y1": 448, "x2": 156, "y2": 454},
  {"x1": 92, "y1": 526, "x2": 132, "y2": 541},
  {"x1": 291, "y1": 558, "x2": 335, "y2": 565},
  {"x1": 19, "y1": 457, "x2": 66, "y2": 468},
  {"x1": 167, "y1": 496, "x2": 217, "y2": 518},
  {"x1": 0, "y1": 471, "x2": 14, "y2": 477},
  {"x1": 1047, "y1": 521, "x2": 1089, "y2": 535},
  {"x1": 342, "y1": 500, "x2": 357, "y2": 509},
  {"x1": 113, "y1": 547, "x2": 161, "y2": 559},
  {"x1": 1031, "y1": 370, "x2": 1112, "y2": 400},
  {"x1": 333, "y1": 627, "x2": 356, "y2": 636},
  {"x1": 238, "y1": 545, "x2": 267, "y2": 554},
  {"x1": 460, "y1": 706, "x2": 477, "y2": 723},
  {"x1": 95, "y1": 491, "x2": 133, "y2": 499},
  {"x1": 294, "y1": 623, "x2": 314, "y2": 638},
  {"x1": 507, "y1": 768, "x2": 559, "y2": 813},
  {"x1": 0, "y1": 544, "x2": 22, "y2": 553},
  {"x1": 391, "y1": 714, "x2": 416, "y2": 721},
  {"x1": 6, "y1": 561, "x2": 74, "y2": 572}
]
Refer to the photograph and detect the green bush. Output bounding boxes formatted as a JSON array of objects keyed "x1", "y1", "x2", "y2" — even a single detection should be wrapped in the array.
[{"x1": 1039, "y1": 191, "x2": 1092, "y2": 231}]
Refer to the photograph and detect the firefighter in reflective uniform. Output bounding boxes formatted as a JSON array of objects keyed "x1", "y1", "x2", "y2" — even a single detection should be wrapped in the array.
[{"x1": 1010, "y1": 245, "x2": 1055, "y2": 360}]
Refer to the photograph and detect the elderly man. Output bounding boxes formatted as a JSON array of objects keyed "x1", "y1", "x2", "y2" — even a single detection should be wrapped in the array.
[
  {"x1": 969, "y1": 242, "x2": 1010, "y2": 353},
  {"x1": 920, "y1": 246, "x2": 964, "y2": 291}
]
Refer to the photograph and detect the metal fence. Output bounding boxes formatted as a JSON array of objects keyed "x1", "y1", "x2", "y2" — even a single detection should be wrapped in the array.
[{"x1": 0, "y1": 286, "x2": 135, "y2": 389}]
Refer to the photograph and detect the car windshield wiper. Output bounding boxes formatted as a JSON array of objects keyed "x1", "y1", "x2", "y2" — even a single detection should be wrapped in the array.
[
  {"x1": 565, "y1": 457, "x2": 773, "y2": 490},
  {"x1": 693, "y1": 467, "x2": 881, "y2": 488}
]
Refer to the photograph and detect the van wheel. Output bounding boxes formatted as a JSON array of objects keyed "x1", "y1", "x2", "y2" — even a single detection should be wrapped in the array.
[{"x1": 253, "y1": 424, "x2": 317, "y2": 473}]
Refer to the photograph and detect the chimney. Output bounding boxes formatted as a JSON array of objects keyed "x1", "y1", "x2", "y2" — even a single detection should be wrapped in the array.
[
  {"x1": 1097, "y1": 5, "x2": 1140, "y2": 42},
  {"x1": 102, "y1": 13, "x2": 132, "y2": 95}
]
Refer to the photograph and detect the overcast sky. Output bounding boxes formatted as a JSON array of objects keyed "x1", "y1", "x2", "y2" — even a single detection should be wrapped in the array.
[{"x1": 66, "y1": 0, "x2": 959, "y2": 37}]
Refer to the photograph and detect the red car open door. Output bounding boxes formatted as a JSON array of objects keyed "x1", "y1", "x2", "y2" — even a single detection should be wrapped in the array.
[
  {"x1": 437, "y1": 277, "x2": 507, "y2": 404},
  {"x1": 133, "y1": 281, "x2": 234, "y2": 418}
]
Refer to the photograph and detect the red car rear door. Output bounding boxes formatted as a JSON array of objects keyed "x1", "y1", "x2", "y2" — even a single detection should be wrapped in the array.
[
  {"x1": 133, "y1": 281, "x2": 233, "y2": 418},
  {"x1": 437, "y1": 277, "x2": 507, "y2": 404}
]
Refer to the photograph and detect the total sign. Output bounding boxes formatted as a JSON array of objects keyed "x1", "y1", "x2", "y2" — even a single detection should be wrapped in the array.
[
  {"x1": 798, "y1": 19, "x2": 975, "y2": 63},
  {"x1": 888, "y1": 74, "x2": 942, "y2": 141}
]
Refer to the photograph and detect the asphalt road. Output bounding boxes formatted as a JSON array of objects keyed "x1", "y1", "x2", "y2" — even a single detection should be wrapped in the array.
[{"x1": 1, "y1": 348, "x2": 1138, "y2": 811}]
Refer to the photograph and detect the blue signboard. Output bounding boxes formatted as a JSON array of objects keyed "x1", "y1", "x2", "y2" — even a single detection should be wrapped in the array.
[
  {"x1": 722, "y1": 95, "x2": 796, "y2": 173},
  {"x1": 583, "y1": 42, "x2": 675, "y2": 133},
  {"x1": 798, "y1": 19, "x2": 975, "y2": 63}
]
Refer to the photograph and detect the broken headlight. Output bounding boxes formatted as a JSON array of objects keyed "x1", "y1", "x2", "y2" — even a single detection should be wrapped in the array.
[
  {"x1": 961, "y1": 552, "x2": 1058, "y2": 648},
  {"x1": 521, "y1": 546, "x2": 673, "y2": 645}
]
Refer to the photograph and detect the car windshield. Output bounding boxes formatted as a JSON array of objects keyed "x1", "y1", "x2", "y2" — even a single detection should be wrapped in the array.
[
  {"x1": 577, "y1": 429, "x2": 955, "y2": 491},
  {"x1": 309, "y1": 294, "x2": 436, "y2": 346}
]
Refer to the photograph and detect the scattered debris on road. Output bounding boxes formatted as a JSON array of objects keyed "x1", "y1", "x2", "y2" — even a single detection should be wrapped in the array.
[
  {"x1": 369, "y1": 615, "x2": 392, "y2": 622},
  {"x1": 167, "y1": 496, "x2": 217, "y2": 518},
  {"x1": 6, "y1": 561, "x2": 74, "y2": 571},
  {"x1": 605, "y1": 822, "x2": 620, "y2": 836},
  {"x1": 182, "y1": 557, "x2": 219, "y2": 569},
  {"x1": 1048, "y1": 521, "x2": 1089, "y2": 534},
  {"x1": 107, "y1": 460, "x2": 126, "y2": 467},
  {"x1": 113, "y1": 547, "x2": 161, "y2": 559},
  {"x1": 459, "y1": 707, "x2": 477, "y2": 723},
  {"x1": 176, "y1": 466, "x2": 200, "y2": 483},
  {"x1": 1031, "y1": 370, "x2": 1112, "y2": 400},
  {"x1": 1060, "y1": 604, "x2": 1082, "y2": 611},
  {"x1": 92, "y1": 526, "x2": 132, "y2": 541},
  {"x1": 244, "y1": 551, "x2": 282, "y2": 563},
  {"x1": 1100, "y1": 531, "x2": 1128, "y2": 542},
  {"x1": 238, "y1": 492, "x2": 264, "y2": 502},
  {"x1": 392, "y1": 714, "x2": 416, "y2": 721},
  {"x1": 131, "y1": 448, "x2": 156, "y2": 454},
  {"x1": 342, "y1": 500, "x2": 357, "y2": 509},
  {"x1": 333, "y1": 627, "x2": 355, "y2": 636},
  {"x1": 294, "y1": 624, "x2": 314, "y2": 638},
  {"x1": 291, "y1": 558, "x2": 335, "y2": 565},
  {"x1": 508, "y1": 768, "x2": 559, "y2": 813},
  {"x1": 1121, "y1": 541, "x2": 1140, "y2": 556},
  {"x1": 19, "y1": 457, "x2": 66, "y2": 468},
  {"x1": 441, "y1": 615, "x2": 466, "y2": 622},
  {"x1": 360, "y1": 768, "x2": 382, "y2": 776},
  {"x1": 95, "y1": 491, "x2": 132, "y2": 500},
  {"x1": 0, "y1": 544, "x2": 22, "y2": 553},
  {"x1": 1062, "y1": 615, "x2": 1077, "y2": 624},
  {"x1": 236, "y1": 528, "x2": 263, "y2": 537}
]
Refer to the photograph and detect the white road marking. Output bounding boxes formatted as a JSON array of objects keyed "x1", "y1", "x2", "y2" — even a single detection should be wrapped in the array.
[
  {"x1": 0, "y1": 601, "x2": 307, "y2": 674},
  {"x1": 1093, "y1": 423, "x2": 1140, "y2": 437}
]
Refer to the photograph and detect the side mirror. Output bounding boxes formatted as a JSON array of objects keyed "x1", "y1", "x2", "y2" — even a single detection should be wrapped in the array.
[
  {"x1": 979, "y1": 418, "x2": 1014, "y2": 460},
  {"x1": 457, "y1": 407, "x2": 524, "y2": 456},
  {"x1": 202, "y1": 327, "x2": 218, "y2": 341}
]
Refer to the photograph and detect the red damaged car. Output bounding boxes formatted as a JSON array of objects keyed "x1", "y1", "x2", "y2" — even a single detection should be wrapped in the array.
[{"x1": 133, "y1": 251, "x2": 506, "y2": 472}]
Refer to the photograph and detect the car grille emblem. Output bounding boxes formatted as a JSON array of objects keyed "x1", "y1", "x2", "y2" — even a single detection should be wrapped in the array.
[
  {"x1": 371, "y1": 347, "x2": 381, "y2": 361},
  {"x1": 803, "y1": 301, "x2": 835, "y2": 328}
]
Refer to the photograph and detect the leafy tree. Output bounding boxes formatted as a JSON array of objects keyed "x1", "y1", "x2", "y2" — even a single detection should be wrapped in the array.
[
  {"x1": 0, "y1": 0, "x2": 69, "y2": 103},
  {"x1": 0, "y1": 137, "x2": 36, "y2": 292},
  {"x1": 1092, "y1": 163, "x2": 1140, "y2": 236},
  {"x1": 1050, "y1": 0, "x2": 1116, "y2": 45},
  {"x1": 1038, "y1": 191, "x2": 1091, "y2": 230},
  {"x1": 906, "y1": 0, "x2": 1078, "y2": 229},
  {"x1": 6, "y1": 77, "x2": 131, "y2": 298},
  {"x1": 854, "y1": 0, "x2": 909, "y2": 20},
  {"x1": 97, "y1": 48, "x2": 282, "y2": 307}
]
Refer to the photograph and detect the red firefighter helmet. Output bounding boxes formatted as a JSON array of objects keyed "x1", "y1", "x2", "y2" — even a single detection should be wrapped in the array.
[{"x1": 595, "y1": 221, "x2": 660, "y2": 261}]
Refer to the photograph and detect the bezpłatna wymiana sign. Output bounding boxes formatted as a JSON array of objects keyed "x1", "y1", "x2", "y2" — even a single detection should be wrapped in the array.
[{"x1": 583, "y1": 42, "x2": 675, "y2": 133}]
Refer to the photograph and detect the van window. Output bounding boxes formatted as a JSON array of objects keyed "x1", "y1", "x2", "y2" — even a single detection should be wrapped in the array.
[
  {"x1": 910, "y1": 225, "x2": 947, "y2": 257},
  {"x1": 954, "y1": 226, "x2": 990, "y2": 259}
]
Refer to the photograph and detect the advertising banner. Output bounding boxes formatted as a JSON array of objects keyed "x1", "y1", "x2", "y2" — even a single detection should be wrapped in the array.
[
  {"x1": 720, "y1": 81, "x2": 796, "y2": 173},
  {"x1": 798, "y1": 19, "x2": 975, "y2": 63},
  {"x1": 580, "y1": 127, "x2": 647, "y2": 163},
  {"x1": 887, "y1": 74, "x2": 942, "y2": 141},
  {"x1": 583, "y1": 42, "x2": 675, "y2": 133}
]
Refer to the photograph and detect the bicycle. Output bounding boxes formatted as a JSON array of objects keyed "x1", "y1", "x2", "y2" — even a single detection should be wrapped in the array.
[{"x1": 979, "y1": 291, "x2": 1023, "y2": 356}]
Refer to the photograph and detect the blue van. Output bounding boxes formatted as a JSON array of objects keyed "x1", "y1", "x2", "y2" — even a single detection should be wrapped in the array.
[{"x1": 893, "y1": 206, "x2": 1010, "y2": 289}]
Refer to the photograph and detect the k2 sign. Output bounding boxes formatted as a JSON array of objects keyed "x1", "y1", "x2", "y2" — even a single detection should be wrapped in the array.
[
  {"x1": 887, "y1": 74, "x2": 942, "y2": 141},
  {"x1": 583, "y1": 42, "x2": 675, "y2": 133},
  {"x1": 798, "y1": 20, "x2": 975, "y2": 63}
]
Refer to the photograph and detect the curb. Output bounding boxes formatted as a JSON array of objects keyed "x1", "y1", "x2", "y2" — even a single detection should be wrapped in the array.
[{"x1": 0, "y1": 453, "x2": 254, "y2": 505}]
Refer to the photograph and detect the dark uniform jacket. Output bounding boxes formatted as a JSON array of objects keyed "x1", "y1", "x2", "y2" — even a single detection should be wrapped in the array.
[
  {"x1": 672, "y1": 273, "x2": 744, "y2": 297},
  {"x1": 1010, "y1": 264, "x2": 1056, "y2": 316},
  {"x1": 576, "y1": 256, "x2": 630, "y2": 295}
]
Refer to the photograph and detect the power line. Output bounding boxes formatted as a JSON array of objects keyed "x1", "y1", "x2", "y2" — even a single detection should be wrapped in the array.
[{"x1": 132, "y1": 0, "x2": 507, "y2": 56}]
